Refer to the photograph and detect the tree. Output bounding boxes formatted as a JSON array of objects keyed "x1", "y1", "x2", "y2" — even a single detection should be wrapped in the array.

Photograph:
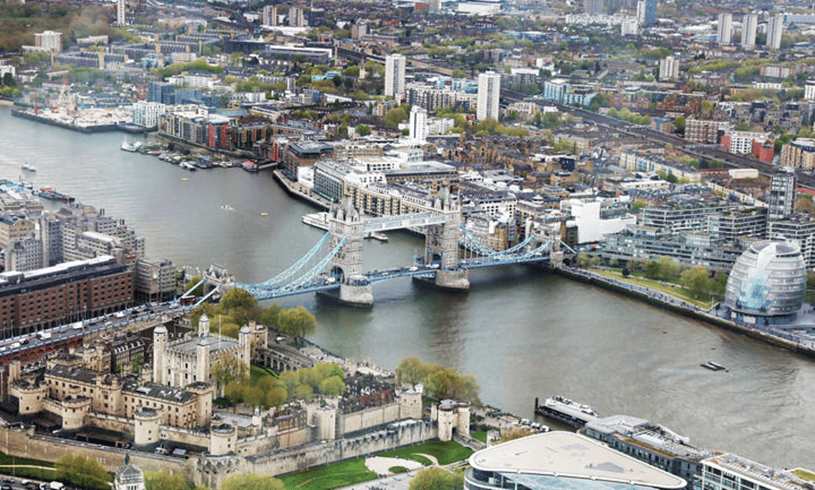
[
  {"x1": 397, "y1": 356, "x2": 430, "y2": 386},
  {"x1": 221, "y1": 287, "x2": 259, "y2": 313},
  {"x1": 356, "y1": 124, "x2": 371, "y2": 137},
  {"x1": 184, "y1": 275, "x2": 205, "y2": 296},
  {"x1": 243, "y1": 386, "x2": 265, "y2": 407},
  {"x1": 576, "y1": 251, "x2": 591, "y2": 268},
  {"x1": 277, "y1": 306, "x2": 317, "y2": 346},
  {"x1": 55, "y1": 454, "x2": 109, "y2": 489},
  {"x1": 144, "y1": 471, "x2": 189, "y2": 490},
  {"x1": 409, "y1": 467, "x2": 464, "y2": 490},
  {"x1": 295, "y1": 383, "x2": 314, "y2": 400},
  {"x1": 212, "y1": 354, "x2": 248, "y2": 395},
  {"x1": 674, "y1": 115, "x2": 685, "y2": 135},
  {"x1": 265, "y1": 386, "x2": 287, "y2": 407},
  {"x1": 260, "y1": 304, "x2": 282, "y2": 328},
  {"x1": 220, "y1": 473, "x2": 285, "y2": 490},
  {"x1": 631, "y1": 200, "x2": 647, "y2": 211},
  {"x1": 320, "y1": 375, "x2": 346, "y2": 397},
  {"x1": 656, "y1": 256, "x2": 681, "y2": 282},
  {"x1": 224, "y1": 380, "x2": 244, "y2": 405},
  {"x1": 500, "y1": 427, "x2": 535, "y2": 442},
  {"x1": 681, "y1": 266, "x2": 711, "y2": 299}
]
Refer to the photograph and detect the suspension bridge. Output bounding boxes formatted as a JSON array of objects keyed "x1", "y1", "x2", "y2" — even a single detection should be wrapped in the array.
[{"x1": 190, "y1": 191, "x2": 571, "y2": 307}]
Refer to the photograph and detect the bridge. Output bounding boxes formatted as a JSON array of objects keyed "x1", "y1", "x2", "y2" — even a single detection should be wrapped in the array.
[{"x1": 225, "y1": 188, "x2": 568, "y2": 307}]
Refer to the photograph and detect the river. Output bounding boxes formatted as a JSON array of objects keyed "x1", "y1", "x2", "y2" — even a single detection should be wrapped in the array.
[{"x1": 0, "y1": 106, "x2": 812, "y2": 469}]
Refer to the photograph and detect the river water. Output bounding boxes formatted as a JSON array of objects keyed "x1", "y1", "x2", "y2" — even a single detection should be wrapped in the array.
[{"x1": 0, "y1": 106, "x2": 812, "y2": 469}]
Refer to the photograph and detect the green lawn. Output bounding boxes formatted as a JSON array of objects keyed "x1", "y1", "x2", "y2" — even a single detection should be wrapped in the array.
[
  {"x1": 0, "y1": 452, "x2": 57, "y2": 481},
  {"x1": 592, "y1": 270, "x2": 719, "y2": 309},
  {"x1": 377, "y1": 440, "x2": 473, "y2": 466},
  {"x1": 280, "y1": 458, "x2": 377, "y2": 490},
  {"x1": 792, "y1": 469, "x2": 815, "y2": 481},
  {"x1": 250, "y1": 364, "x2": 278, "y2": 383},
  {"x1": 471, "y1": 431, "x2": 487, "y2": 443}
]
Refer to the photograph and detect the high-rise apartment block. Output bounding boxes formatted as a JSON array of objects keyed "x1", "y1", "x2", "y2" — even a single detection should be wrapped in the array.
[
  {"x1": 584, "y1": 0, "x2": 603, "y2": 15},
  {"x1": 767, "y1": 15, "x2": 783, "y2": 50},
  {"x1": 117, "y1": 0, "x2": 126, "y2": 26},
  {"x1": 741, "y1": 14, "x2": 757, "y2": 50},
  {"x1": 384, "y1": 53, "x2": 406, "y2": 98},
  {"x1": 717, "y1": 13, "x2": 732, "y2": 45},
  {"x1": 767, "y1": 166, "x2": 797, "y2": 221},
  {"x1": 34, "y1": 31, "x2": 62, "y2": 53},
  {"x1": 636, "y1": 0, "x2": 657, "y2": 27},
  {"x1": 659, "y1": 56, "x2": 679, "y2": 80},
  {"x1": 477, "y1": 71, "x2": 501, "y2": 121}
]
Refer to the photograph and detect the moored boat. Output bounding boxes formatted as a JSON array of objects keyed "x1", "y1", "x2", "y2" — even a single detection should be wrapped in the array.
[
  {"x1": 302, "y1": 212, "x2": 330, "y2": 231},
  {"x1": 534, "y1": 396, "x2": 600, "y2": 427},
  {"x1": 21, "y1": 163, "x2": 37, "y2": 172},
  {"x1": 700, "y1": 361, "x2": 726, "y2": 371}
]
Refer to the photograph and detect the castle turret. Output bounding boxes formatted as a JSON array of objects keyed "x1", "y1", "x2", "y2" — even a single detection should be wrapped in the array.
[
  {"x1": 238, "y1": 325, "x2": 252, "y2": 375},
  {"x1": 153, "y1": 326, "x2": 167, "y2": 386},
  {"x1": 134, "y1": 407, "x2": 161, "y2": 447},
  {"x1": 196, "y1": 337, "x2": 209, "y2": 385},
  {"x1": 210, "y1": 422, "x2": 237, "y2": 456},
  {"x1": 199, "y1": 313, "x2": 210, "y2": 337}
]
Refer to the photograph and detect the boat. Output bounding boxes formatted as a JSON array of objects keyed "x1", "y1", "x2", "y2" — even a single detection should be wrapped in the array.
[
  {"x1": 181, "y1": 178, "x2": 189, "y2": 181},
  {"x1": 120, "y1": 141, "x2": 142, "y2": 152},
  {"x1": 21, "y1": 163, "x2": 37, "y2": 172},
  {"x1": 365, "y1": 231, "x2": 389, "y2": 242},
  {"x1": 35, "y1": 187, "x2": 75, "y2": 203},
  {"x1": 302, "y1": 212, "x2": 330, "y2": 231},
  {"x1": 534, "y1": 396, "x2": 600, "y2": 428},
  {"x1": 179, "y1": 162, "x2": 197, "y2": 171},
  {"x1": 260, "y1": 212, "x2": 270, "y2": 217},
  {"x1": 700, "y1": 361, "x2": 726, "y2": 371},
  {"x1": 221, "y1": 204, "x2": 234, "y2": 211}
]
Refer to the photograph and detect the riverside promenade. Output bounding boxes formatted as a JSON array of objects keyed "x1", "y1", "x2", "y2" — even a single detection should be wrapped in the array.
[{"x1": 557, "y1": 266, "x2": 815, "y2": 359}]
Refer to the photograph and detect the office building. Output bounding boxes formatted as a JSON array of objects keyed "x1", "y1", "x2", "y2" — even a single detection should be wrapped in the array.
[
  {"x1": 0, "y1": 256, "x2": 133, "y2": 337},
  {"x1": 584, "y1": 0, "x2": 603, "y2": 15},
  {"x1": 767, "y1": 15, "x2": 783, "y2": 50},
  {"x1": 637, "y1": 0, "x2": 657, "y2": 27},
  {"x1": 621, "y1": 18, "x2": 639, "y2": 35},
  {"x1": 477, "y1": 71, "x2": 501, "y2": 121},
  {"x1": 464, "y1": 432, "x2": 686, "y2": 490},
  {"x1": 741, "y1": 14, "x2": 757, "y2": 50},
  {"x1": 724, "y1": 240, "x2": 807, "y2": 319},
  {"x1": 659, "y1": 56, "x2": 680, "y2": 80},
  {"x1": 117, "y1": 0, "x2": 126, "y2": 26},
  {"x1": 717, "y1": 13, "x2": 732, "y2": 45},
  {"x1": 384, "y1": 53, "x2": 406, "y2": 98},
  {"x1": 767, "y1": 166, "x2": 797, "y2": 221},
  {"x1": 781, "y1": 138, "x2": 815, "y2": 172}
]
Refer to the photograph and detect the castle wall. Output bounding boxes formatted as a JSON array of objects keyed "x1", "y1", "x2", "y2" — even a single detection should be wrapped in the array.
[
  {"x1": 160, "y1": 426, "x2": 210, "y2": 448},
  {"x1": 336, "y1": 403, "x2": 401, "y2": 437},
  {"x1": 85, "y1": 412, "x2": 135, "y2": 435}
]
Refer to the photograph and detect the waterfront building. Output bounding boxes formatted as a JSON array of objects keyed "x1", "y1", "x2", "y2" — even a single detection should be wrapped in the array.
[
  {"x1": 134, "y1": 258, "x2": 176, "y2": 303},
  {"x1": 0, "y1": 256, "x2": 132, "y2": 337},
  {"x1": 767, "y1": 15, "x2": 783, "y2": 50},
  {"x1": 780, "y1": 139, "x2": 815, "y2": 172},
  {"x1": 767, "y1": 166, "x2": 797, "y2": 221},
  {"x1": 132, "y1": 101, "x2": 166, "y2": 129},
  {"x1": 34, "y1": 31, "x2": 62, "y2": 53},
  {"x1": 767, "y1": 215, "x2": 815, "y2": 269},
  {"x1": 281, "y1": 140, "x2": 333, "y2": 182},
  {"x1": 707, "y1": 207, "x2": 767, "y2": 244},
  {"x1": 384, "y1": 53, "x2": 406, "y2": 99},
  {"x1": 724, "y1": 240, "x2": 806, "y2": 319},
  {"x1": 697, "y1": 454, "x2": 814, "y2": 490},
  {"x1": 742, "y1": 15, "x2": 757, "y2": 50},
  {"x1": 640, "y1": 199, "x2": 726, "y2": 234},
  {"x1": 717, "y1": 14, "x2": 732, "y2": 45},
  {"x1": 599, "y1": 224, "x2": 742, "y2": 271},
  {"x1": 585, "y1": 415, "x2": 713, "y2": 489},
  {"x1": 464, "y1": 432, "x2": 686, "y2": 490},
  {"x1": 477, "y1": 71, "x2": 501, "y2": 121}
]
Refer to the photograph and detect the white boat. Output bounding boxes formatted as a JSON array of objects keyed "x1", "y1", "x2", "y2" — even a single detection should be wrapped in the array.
[
  {"x1": 21, "y1": 163, "x2": 36, "y2": 172},
  {"x1": 302, "y1": 212, "x2": 330, "y2": 231},
  {"x1": 221, "y1": 204, "x2": 234, "y2": 211},
  {"x1": 365, "y1": 231, "x2": 389, "y2": 242},
  {"x1": 120, "y1": 141, "x2": 141, "y2": 152},
  {"x1": 535, "y1": 396, "x2": 600, "y2": 427}
]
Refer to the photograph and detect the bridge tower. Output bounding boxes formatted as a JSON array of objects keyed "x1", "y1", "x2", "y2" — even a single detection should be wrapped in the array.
[
  {"x1": 326, "y1": 199, "x2": 374, "y2": 307},
  {"x1": 425, "y1": 187, "x2": 469, "y2": 290}
]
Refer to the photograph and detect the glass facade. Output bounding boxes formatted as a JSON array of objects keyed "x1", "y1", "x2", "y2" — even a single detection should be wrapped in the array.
[{"x1": 724, "y1": 241, "x2": 806, "y2": 316}]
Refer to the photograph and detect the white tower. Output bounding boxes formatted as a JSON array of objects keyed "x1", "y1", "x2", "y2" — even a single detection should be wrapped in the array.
[
  {"x1": 117, "y1": 0, "x2": 126, "y2": 26},
  {"x1": 767, "y1": 15, "x2": 783, "y2": 50},
  {"x1": 409, "y1": 105, "x2": 428, "y2": 143},
  {"x1": 742, "y1": 14, "x2": 757, "y2": 50},
  {"x1": 384, "y1": 53, "x2": 406, "y2": 98},
  {"x1": 477, "y1": 71, "x2": 501, "y2": 121},
  {"x1": 717, "y1": 13, "x2": 732, "y2": 45},
  {"x1": 152, "y1": 325, "x2": 167, "y2": 386}
]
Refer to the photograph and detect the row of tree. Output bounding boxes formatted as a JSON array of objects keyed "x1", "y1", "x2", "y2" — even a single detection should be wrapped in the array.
[
  {"x1": 144, "y1": 470, "x2": 283, "y2": 490},
  {"x1": 224, "y1": 362, "x2": 346, "y2": 409},
  {"x1": 396, "y1": 357, "x2": 481, "y2": 404}
]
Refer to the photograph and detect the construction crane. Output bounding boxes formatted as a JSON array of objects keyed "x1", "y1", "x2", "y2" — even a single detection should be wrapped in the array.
[{"x1": 56, "y1": 77, "x2": 77, "y2": 115}]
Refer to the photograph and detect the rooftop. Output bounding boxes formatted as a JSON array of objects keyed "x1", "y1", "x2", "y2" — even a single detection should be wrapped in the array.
[{"x1": 468, "y1": 432, "x2": 687, "y2": 490}]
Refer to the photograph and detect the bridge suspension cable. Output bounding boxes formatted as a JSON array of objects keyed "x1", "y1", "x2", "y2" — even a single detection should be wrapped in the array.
[
  {"x1": 459, "y1": 224, "x2": 537, "y2": 257},
  {"x1": 240, "y1": 231, "x2": 332, "y2": 290}
]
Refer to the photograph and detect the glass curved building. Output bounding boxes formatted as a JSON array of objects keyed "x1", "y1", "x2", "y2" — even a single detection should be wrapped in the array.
[
  {"x1": 465, "y1": 432, "x2": 687, "y2": 490},
  {"x1": 724, "y1": 240, "x2": 806, "y2": 317}
]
